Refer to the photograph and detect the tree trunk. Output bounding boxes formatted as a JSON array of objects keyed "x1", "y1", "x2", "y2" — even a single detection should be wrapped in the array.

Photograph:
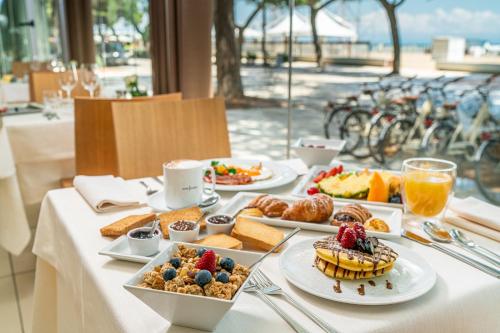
[
  {"x1": 237, "y1": 28, "x2": 244, "y2": 60},
  {"x1": 214, "y1": 0, "x2": 244, "y2": 99},
  {"x1": 261, "y1": 2, "x2": 268, "y2": 66},
  {"x1": 385, "y1": 6, "x2": 400, "y2": 74},
  {"x1": 310, "y1": 7, "x2": 322, "y2": 67}
]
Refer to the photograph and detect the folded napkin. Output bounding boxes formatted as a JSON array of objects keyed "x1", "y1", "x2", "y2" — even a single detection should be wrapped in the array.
[
  {"x1": 73, "y1": 175, "x2": 147, "y2": 213},
  {"x1": 277, "y1": 158, "x2": 309, "y2": 176},
  {"x1": 444, "y1": 197, "x2": 500, "y2": 241}
]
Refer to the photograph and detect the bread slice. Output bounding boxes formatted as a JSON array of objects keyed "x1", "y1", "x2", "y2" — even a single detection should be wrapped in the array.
[
  {"x1": 231, "y1": 217, "x2": 284, "y2": 251},
  {"x1": 100, "y1": 213, "x2": 156, "y2": 237},
  {"x1": 195, "y1": 234, "x2": 243, "y2": 250},
  {"x1": 159, "y1": 206, "x2": 204, "y2": 238}
]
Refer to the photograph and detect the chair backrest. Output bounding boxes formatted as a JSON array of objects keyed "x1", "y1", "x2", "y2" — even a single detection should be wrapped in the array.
[
  {"x1": 29, "y1": 70, "x2": 91, "y2": 102},
  {"x1": 75, "y1": 93, "x2": 182, "y2": 176},
  {"x1": 11, "y1": 62, "x2": 31, "y2": 79},
  {"x1": 111, "y1": 97, "x2": 230, "y2": 179}
]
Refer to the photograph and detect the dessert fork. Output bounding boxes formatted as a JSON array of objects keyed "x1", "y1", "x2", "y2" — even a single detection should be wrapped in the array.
[
  {"x1": 253, "y1": 270, "x2": 337, "y2": 333},
  {"x1": 244, "y1": 279, "x2": 308, "y2": 333}
]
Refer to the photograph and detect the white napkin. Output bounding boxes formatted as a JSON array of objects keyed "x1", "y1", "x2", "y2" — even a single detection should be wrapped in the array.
[
  {"x1": 73, "y1": 175, "x2": 147, "y2": 213},
  {"x1": 444, "y1": 197, "x2": 500, "y2": 241}
]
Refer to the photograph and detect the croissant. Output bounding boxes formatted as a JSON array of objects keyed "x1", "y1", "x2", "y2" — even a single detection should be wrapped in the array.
[
  {"x1": 331, "y1": 204, "x2": 372, "y2": 226},
  {"x1": 247, "y1": 194, "x2": 288, "y2": 217},
  {"x1": 281, "y1": 194, "x2": 334, "y2": 223}
]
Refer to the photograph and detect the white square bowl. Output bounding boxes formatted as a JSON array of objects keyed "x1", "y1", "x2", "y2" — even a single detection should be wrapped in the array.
[
  {"x1": 123, "y1": 242, "x2": 262, "y2": 331},
  {"x1": 292, "y1": 138, "x2": 346, "y2": 166}
]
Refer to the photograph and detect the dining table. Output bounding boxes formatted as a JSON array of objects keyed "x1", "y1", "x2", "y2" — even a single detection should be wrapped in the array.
[
  {"x1": 0, "y1": 109, "x2": 75, "y2": 255},
  {"x1": 31, "y1": 170, "x2": 500, "y2": 333}
]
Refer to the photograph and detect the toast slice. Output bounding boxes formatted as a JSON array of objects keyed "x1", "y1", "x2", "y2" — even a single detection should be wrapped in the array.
[
  {"x1": 231, "y1": 217, "x2": 284, "y2": 251},
  {"x1": 195, "y1": 233, "x2": 243, "y2": 250},
  {"x1": 100, "y1": 213, "x2": 156, "y2": 237},
  {"x1": 159, "y1": 206, "x2": 204, "y2": 238}
]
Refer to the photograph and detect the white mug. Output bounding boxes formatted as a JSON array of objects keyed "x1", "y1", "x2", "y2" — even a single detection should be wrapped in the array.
[{"x1": 163, "y1": 160, "x2": 216, "y2": 209}]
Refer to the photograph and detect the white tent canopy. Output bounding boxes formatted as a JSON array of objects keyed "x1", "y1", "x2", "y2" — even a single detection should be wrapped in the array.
[{"x1": 266, "y1": 10, "x2": 357, "y2": 41}]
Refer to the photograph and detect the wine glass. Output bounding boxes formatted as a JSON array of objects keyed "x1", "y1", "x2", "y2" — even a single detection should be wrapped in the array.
[
  {"x1": 58, "y1": 63, "x2": 78, "y2": 98},
  {"x1": 401, "y1": 158, "x2": 457, "y2": 226},
  {"x1": 80, "y1": 64, "x2": 101, "y2": 98}
]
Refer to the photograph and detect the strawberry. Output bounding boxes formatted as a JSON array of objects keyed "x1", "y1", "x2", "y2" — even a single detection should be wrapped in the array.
[
  {"x1": 313, "y1": 171, "x2": 326, "y2": 183},
  {"x1": 307, "y1": 187, "x2": 320, "y2": 195},
  {"x1": 352, "y1": 222, "x2": 366, "y2": 240},
  {"x1": 340, "y1": 228, "x2": 357, "y2": 249},
  {"x1": 195, "y1": 250, "x2": 216, "y2": 273},
  {"x1": 336, "y1": 223, "x2": 349, "y2": 241}
]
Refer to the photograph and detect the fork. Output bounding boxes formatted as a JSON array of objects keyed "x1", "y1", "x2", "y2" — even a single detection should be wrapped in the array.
[
  {"x1": 254, "y1": 270, "x2": 337, "y2": 333},
  {"x1": 244, "y1": 279, "x2": 308, "y2": 333}
]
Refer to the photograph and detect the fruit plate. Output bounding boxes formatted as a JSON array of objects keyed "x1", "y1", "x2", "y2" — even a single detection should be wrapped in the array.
[
  {"x1": 291, "y1": 164, "x2": 403, "y2": 208},
  {"x1": 280, "y1": 238, "x2": 436, "y2": 305},
  {"x1": 124, "y1": 242, "x2": 262, "y2": 331},
  {"x1": 202, "y1": 158, "x2": 298, "y2": 191},
  {"x1": 216, "y1": 192, "x2": 403, "y2": 240}
]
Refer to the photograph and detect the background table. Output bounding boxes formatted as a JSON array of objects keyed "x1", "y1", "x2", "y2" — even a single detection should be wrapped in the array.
[
  {"x1": 32, "y1": 177, "x2": 500, "y2": 333},
  {"x1": 0, "y1": 112, "x2": 74, "y2": 255}
]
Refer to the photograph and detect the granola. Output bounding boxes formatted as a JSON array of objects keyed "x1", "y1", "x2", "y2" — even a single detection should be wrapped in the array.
[{"x1": 138, "y1": 245, "x2": 250, "y2": 300}]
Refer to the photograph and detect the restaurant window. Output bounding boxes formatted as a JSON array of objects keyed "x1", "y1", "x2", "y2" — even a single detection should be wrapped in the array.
[{"x1": 92, "y1": 0, "x2": 152, "y2": 97}]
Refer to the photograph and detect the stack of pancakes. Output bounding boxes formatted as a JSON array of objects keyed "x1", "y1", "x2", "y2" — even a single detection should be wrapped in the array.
[{"x1": 313, "y1": 236, "x2": 398, "y2": 280}]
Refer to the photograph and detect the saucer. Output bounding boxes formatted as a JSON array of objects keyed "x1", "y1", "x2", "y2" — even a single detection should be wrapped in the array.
[{"x1": 147, "y1": 191, "x2": 221, "y2": 213}]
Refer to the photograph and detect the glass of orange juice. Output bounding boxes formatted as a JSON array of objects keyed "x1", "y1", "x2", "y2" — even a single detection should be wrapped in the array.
[{"x1": 402, "y1": 158, "x2": 456, "y2": 224}]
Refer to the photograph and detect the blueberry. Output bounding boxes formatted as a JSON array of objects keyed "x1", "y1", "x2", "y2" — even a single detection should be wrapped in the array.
[
  {"x1": 163, "y1": 268, "x2": 177, "y2": 281},
  {"x1": 215, "y1": 272, "x2": 229, "y2": 283},
  {"x1": 195, "y1": 270, "x2": 212, "y2": 287},
  {"x1": 197, "y1": 248, "x2": 207, "y2": 257},
  {"x1": 169, "y1": 257, "x2": 181, "y2": 269},
  {"x1": 389, "y1": 194, "x2": 402, "y2": 204},
  {"x1": 220, "y1": 257, "x2": 235, "y2": 272}
]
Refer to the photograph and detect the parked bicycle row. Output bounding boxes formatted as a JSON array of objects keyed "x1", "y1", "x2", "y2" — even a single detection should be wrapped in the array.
[{"x1": 323, "y1": 73, "x2": 500, "y2": 204}]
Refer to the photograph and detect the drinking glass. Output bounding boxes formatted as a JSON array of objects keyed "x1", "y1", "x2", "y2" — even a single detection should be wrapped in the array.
[
  {"x1": 42, "y1": 90, "x2": 61, "y2": 111},
  {"x1": 80, "y1": 63, "x2": 101, "y2": 98},
  {"x1": 58, "y1": 63, "x2": 78, "y2": 98},
  {"x1": 402, "y1": 158, "x2": 457, "y2": 225}
]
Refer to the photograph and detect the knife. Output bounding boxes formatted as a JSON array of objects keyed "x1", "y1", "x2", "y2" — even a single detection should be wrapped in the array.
[{"x1": 402, "y1": 229, "x2": 500, "y2": 279}]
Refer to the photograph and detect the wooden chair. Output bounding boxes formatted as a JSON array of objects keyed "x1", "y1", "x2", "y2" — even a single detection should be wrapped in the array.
[
  {"x1": 75, "y1": 93, "x2": 182, "y2": 177},
  {"x1": 29, "y1": 71, "x2": 92, "y2": 103},
  {"x1": 11, "y1": 62, "x2": 31, "y2": 79},
  {"x1": 111, "y1": 97, "x2": 230, "y2": 179}
]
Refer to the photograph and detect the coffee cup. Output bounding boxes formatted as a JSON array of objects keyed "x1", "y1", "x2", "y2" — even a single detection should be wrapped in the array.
[{"x1": 163, "y1": 160, "x2": 216, "y2": 209}]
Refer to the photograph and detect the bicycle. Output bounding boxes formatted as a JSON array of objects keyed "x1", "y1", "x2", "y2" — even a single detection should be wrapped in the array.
[{"x1": 475, "y1": 138, "x2": 500, "y2": 205}]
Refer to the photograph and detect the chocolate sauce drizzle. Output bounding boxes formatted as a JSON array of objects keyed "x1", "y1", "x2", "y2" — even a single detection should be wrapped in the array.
[
  {"x1": 333, "y1": 280, "x2": 342, "y2": 293},
  {"x1": 357, "y1": 284, "x2": 365, "y2": 296}
]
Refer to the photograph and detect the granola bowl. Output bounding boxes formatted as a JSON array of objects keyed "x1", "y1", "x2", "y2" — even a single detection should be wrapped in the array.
[{"x1": 123, "y1": 242, "x2": 261, "y2": 331}]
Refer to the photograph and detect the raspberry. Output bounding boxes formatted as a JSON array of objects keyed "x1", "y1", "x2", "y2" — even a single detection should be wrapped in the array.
[
  {"x1": 195, "y1": 250, "x2": 216, "y2": 273},
  {"x1": 340, "y1": 228, "x2": 357, "y2": 249},
  {"x1": 336, "y1": 223, "x2": 349, "y2": 241},
  {"x1": 353, "y1": 222, "x2": 366, "y2": 240}
]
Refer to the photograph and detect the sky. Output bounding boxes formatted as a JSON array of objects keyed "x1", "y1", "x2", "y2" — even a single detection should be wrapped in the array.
[{"x1": 235, "y1": 0, "x2": 500, "y2": 44}]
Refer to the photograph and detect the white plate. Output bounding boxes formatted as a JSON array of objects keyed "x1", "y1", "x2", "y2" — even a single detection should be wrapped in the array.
[
  {"x1": 217, "y1": 192, "x2": 403, "y2": 240},
  {"x1": 291, "y1": 164, "x2": 403, "y2": 208},
  {"x1": 280, "y1": 238, "x2": 436, "y2": 305},
  {"x1": 99, "y1": 235, "x2": 173, "y2": 263},
  {"x1": 203, "y1": 158, "x2": 298, "y2": 191},
  {"x1": 147, "y1": 191, "x2": 221, "y2": 213}
]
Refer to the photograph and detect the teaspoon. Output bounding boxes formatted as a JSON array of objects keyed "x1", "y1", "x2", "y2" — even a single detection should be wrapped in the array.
[{"x1": 450, "y1": 228, "x2": 500, "y2": 267}]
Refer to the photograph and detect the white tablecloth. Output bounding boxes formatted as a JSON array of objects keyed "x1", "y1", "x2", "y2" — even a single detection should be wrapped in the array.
[
  {"x1": 0, "y1": 82, "x2": 30, "y2": 103},
  {"x1": 0, "y1": 113, "x2": 74, "y2": 254},
  {"x1": 32, "y1": 178, "x2": 500, "y2": 333}
]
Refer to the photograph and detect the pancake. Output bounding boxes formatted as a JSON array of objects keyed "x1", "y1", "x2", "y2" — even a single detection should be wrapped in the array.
[
  {"x1": 313, "y1": 236, "x2": 398, "y2": 272},
  {"x1": 314, "y1": 256, "x2": 395, "y2": 280}
]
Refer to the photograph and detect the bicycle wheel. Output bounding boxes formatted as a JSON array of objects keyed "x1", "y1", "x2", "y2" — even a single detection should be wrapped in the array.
[
  {"x1": 324, "y1": 106, "x2": 351, "y2": 139},
  {"x1": 379, "y1": 119, "x2": 413, "y2": 164},
  {"x1": 367, "y1": 111, "x2": 397, "y2": 163},
  {"x1": 475, "y1": 139, "x2": 500, "y2": 205},
  {"x1": 420, "y1": 122, "x2": 455, "y2": 157},
  {"x1": 340, "y1": 109, "x2": 372, "y2": 158}
]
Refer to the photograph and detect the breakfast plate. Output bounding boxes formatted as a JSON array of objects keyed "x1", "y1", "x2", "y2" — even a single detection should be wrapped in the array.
[
  {"x1": 202, "y1": 158, "x2": 298, "y2": 191},
  {"x1": 292, "y1": 164, "x2": 403, "y2": 208},
  {"x1": 147, "y1": 191, "x2": 221, "y2": 213},
  {"x1": 280, "y1": 238, "x2": 436, "y2": 305},
  {"x1": 217, "y1": 192, "x2": 403, "y2": 240}
]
